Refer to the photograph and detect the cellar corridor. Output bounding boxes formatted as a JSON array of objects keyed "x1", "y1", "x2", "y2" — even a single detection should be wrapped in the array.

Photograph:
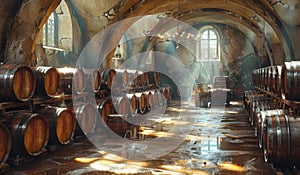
[{"x1": 3, "y1": 101, "x2": 281, "y2": 175}]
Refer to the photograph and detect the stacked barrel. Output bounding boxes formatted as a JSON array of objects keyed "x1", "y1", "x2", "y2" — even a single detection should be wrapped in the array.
[
  {"x1": 98, "y1": 68, "x2": 171, "y2": 138},
  {"x1": 245, "y1": 61, "x2": 300, "y2": 169}
]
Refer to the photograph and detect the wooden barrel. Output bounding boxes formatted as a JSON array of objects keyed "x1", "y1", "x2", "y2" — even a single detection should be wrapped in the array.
[
  {"x1": 97, "y1": 98, "x2": 114, "y2": 124},
  {"x1": 138, "y1": 71, "x2": 149, "y2": 86},
  {"x1": 34, "y1": 66, "x2": 60, "y2": 98},
  {"x1": 101, "y1": 69, "x2": 116, "y2": 90},
  {"x1": 144, "y1": 91, "x2": 152, "y2": 111},
  {"x1": 127, "y1": 70, "x2": 139, "y2": 87},
  {"x1": 38, "y1": 107, "x2": 76, "y2": 145},
  {"x1": 270, "y1": 66, "x2": 278, "y2": 93},
  {"x1": 106, "y1": 114, "x2": 127, "y2": 137},
  {"x1": 127, "y1": 94, "x2": 138, "y2": 116},
  {"x1": 164, "y1": 86, "x2": 172, "y2": 102},
  {"x1": 136, "y1": 93, "x2": 148, "y2": 114},
  {"x1": 276, "y1": 65, "x2": 283, "y2": 96},
  {"x1": 259, "y1": 109, "x2": 285, "y2": 149},
  {"x1": 113, "y1": 96, "x2": 129, "y2": 116},
  {"x1": 253, "y1": 98, "x2": 271, "y2": 136},
  {"x1": 75, "y1": 103, "x2": 98, "y2": 134},
  {"x1": 57, "y1": 68, "x2": 86, "y2": 94},
  {"x1": 0, "y1": 123, "x2": 11, "y2": 166},
  {"x1": 85, "y1": 69, "x2": 101, "y2": 93},
  {"x1": 6, "y1": 112, "x2": 49, "y2": 156},
  {"x1": 263, "y1": 67, "x2": 269, "y2": 90},
  {"x1": 266, "y1": 66, "x2": 273, "y2": 92},
  {"x1": 264, "y1": 114, "x2": 300, "y2": 166},
  {"x1": 149, "y1": 90, "x2": 160, "y2": 109},
  {"x1": 0, "y1": 64, "x2": 36, "y2": 101},
  {"x1": 113, "y1": 69, "x2": 129, "y2": 89},
  {"x1": 248, "y1": 94, "x2": 266, "y2": 125},
  {"x1": 148, "y1": 71, "x2": 160, "y2": 86},
  {"x1": 282, "y1": 61, "x2": 300, "y2": 100},
  {"x1": 197, "y1": 82, "x2": 209, "y2": 94}
]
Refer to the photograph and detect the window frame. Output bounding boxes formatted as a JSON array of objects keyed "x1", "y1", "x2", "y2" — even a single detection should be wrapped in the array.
[{"x1": 197, "y1": 26, "x2": 220, "y2": 61}]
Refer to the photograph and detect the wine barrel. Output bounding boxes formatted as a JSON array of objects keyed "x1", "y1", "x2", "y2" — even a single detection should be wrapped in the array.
[
  {"x1": 276, "y1": 65, "x2": 283, "y2": 96},
  {"x1": 266, "y1": 66, "x2": 273, "y2": 92},
  {"x1": 101, "y1": 69, "x2": 116, "y2": 90},
  {"x1": 0, "y1": 64, "x2": 36, "y2": 101},
  {"x1": 136, "y1": 93, "x2": 147, "y2": 114},
  {"x1": 138, "y1": 71, "x2": 149, "y2": 86},
  {"x1": 148, "y1": 71, "x2": 160, "y2": 86},
  {"x1": 282, "y1": 61, "x2": 300, "y2": 100},
  {"x1": 270, "y1": 66, "x2": 278, "y2": 93},
  {"x1": 6, "y1": 112, "x2": 49, "y2": 156},
  {"x1": 38, "y1": 107, "x2": 76, "y2": 145},
  {"x1": 127, "y1": 94, "x2": 138, "y2": 116},
  {"x1": 85, "y1": 69, "x2": 101, "y2": 93},
  {"x1": 112, "y1": 69, "x2": 129, "y2": 89},
  {"x1": 264, "y1": 113, "x2": 300, "y2": 166},
  {"x1": 113, "y1": 96, "x2": 129, "y2": 116},
  {"x1": 149, "y1": 90, "x2": 160, "y2": 109},
  {"x1": 57, "y1": 68, "x2": 86, "y2": 94},
  {"x1": 34, "y1": 66, "x2": 60, "y2": 98},
  {"x1": 248, "y1": 94, "x2": 266, "y2": 125},
  {"x1": 144, "y1": 91, "x2": 152, "y2": 111},
  {"x1": 253, "y1": 98, "x2": 271, "y2": 136},
  {"x1": 97, "y1": 98, "x2": 114, "y2": 124},
  {"x1": 75, "y1": 103, "x2": 98, "y2": 134},
  {"x1": 164, "y1": 86, "x2": 172, "y2": 102},
  {"x1": 259, "y1": 109, "x2": 285, "y2": 149},
  {"x1": 106, "y1": 114, "x2": 127, "y2": 137},
  {"x1": 0, "y1": 123, "x2": 11, "y2": 166},
  {"x1": 127, "y1": 70, "x2": 139, "y2": 87}
]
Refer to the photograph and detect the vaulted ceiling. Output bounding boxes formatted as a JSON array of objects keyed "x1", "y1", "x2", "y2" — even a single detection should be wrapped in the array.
[{"x1": 0, "y1": 0, "x2": 299, "y2": 64}]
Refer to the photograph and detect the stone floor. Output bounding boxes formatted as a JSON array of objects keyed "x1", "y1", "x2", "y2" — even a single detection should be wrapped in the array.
[{"x1": 3, "y1": 101, "x2": 284, "y2": 175}]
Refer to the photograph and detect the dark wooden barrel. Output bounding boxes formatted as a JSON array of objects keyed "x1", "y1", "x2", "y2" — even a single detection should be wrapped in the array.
[
  {"x1": 144, "y1": 91, "x2": 152, "y2": 111},
  {"x1": 266, "y1": 66, "x2": 273, "y2": 92},
  {"x1": 101, "y1": 69, "x2": 116, "y2": 90},
  {"x1": 252, "y1": 69, "x2": 259, "y2": 88},
  {"x1": 38, "y1": 107, "x2": 76, "y2": 145},
  {"x1": 57, "y1": 68, "x2": 86, "y2": 94},
  {"x1": 75, "y1": 103, "x2": 98, "y2": 134},
  {"x1": 263, "y1": 67, "x2": 269, "y2": 90},
  {"x1": 34, "y1": 66, "x2": 60, "y2": 98},
  {"x1": 138, "y1": 71, "x2": 149, "y2": 86},
  {"x1": 263, "y1": 114, "x2": 300, "y2": 166},
  {"x1": 6, "y1": 112, "x2": 49, "y2": 156},
  {"x1": 0, "y1": 123, "x2": 11, "y2": 166},
  {"x1": 275, "y1": 65, "x2": 283, "y2": 96},
  {"x1": 164, "y1": 86, "x2": 172, "y2": 102},
  {"x1": 97, "y1": 98, "x2": 114, "y2": 124},
  {"x1": 253, "y1": 98, "x2": 271, "y2": 136},
  {"x1": 127, "y1": 94, "x2": 138, "y2": 116},
  {"x1": 282, "y1": 61, "x2": 300, "y2": 100},
  {"x1": 0, "y1": 64, "x2": 36, "y2": 101},
  {"x1": 106, "y1": 114, "x2": 127, "y2": 137},
  {"x1": 85, "y1": 69, "x2": 101, "y2": 93},
  {"x1": 259, "y1": 109, "x2": 285, "y2": 149},
  {"x1": 136, "y1": 93, "x2": 147, "y2": 114},
  {"x1": 248, "y1": 94, "x2": 266, "y2": 125},
  {"x1": 113, "y1": 96, "x2": 129, "y2": 116},
  {"x1": 270, "y1": 66, "x2": 278, "y2": 93},
  {"x1": 148, "y1": 71, "x2": 160, "y2": 86}
]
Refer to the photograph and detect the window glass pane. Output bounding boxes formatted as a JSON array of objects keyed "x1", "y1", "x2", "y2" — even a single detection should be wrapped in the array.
[
  {"x1": 201, "y1": 31, "x2": 208, "y2": 40},
  {"x1": 209, "y1": 30, "x2": 217, "y2": 39}
]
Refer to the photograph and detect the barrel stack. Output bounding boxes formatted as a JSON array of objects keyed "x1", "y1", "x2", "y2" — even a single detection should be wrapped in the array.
[
  {"x1": 0, "y1": 64, "x2": 171, "y2": 170},
  {"x1": 245, "y1": 60, "x2": 300, "y2": 169}
]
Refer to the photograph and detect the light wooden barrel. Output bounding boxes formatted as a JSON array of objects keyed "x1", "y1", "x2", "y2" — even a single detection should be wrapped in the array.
[
  {"x1": 113, "y1": 96, "x2": 129, "y2": 116},
  {"x1": 101, "y1": 69, "x2": 116, "y2": 90},
  {"x1": 97, "y1": 98, "x2": 114, "y2": 124},
  {"x1": 57, "y1": 68, "x2": 86, "y2": 94},
  {"x1": 38, "y1": 107, "x2": 76, "y2": 145},
  {"x1": 75, "y1": 104, "x2": 98, "y2": 134},
  {"x1": 127, "y1": 94, "x2": 138, "y2": 116},
  {"x1": 136, "y1": 93, "x2": 148, "y2": 114},
  {"x1": 85, "y1": 69, "x2": 101, "y2": 93}
]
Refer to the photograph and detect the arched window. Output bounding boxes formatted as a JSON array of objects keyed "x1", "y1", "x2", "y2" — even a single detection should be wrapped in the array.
[
  {"x1": 199, "y1": 26, "x2": 220, "y2": 61},
  {"x1": 43, "y1": 12, "x2": 58, "y2": 47}
]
